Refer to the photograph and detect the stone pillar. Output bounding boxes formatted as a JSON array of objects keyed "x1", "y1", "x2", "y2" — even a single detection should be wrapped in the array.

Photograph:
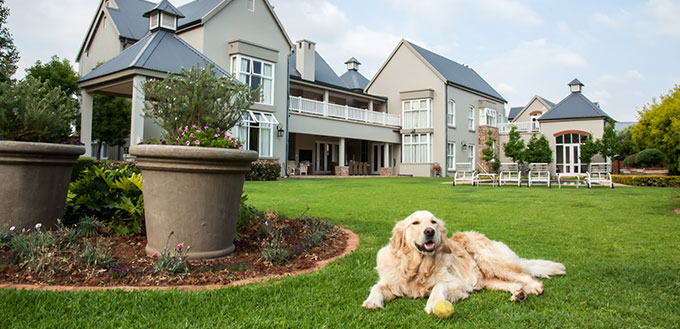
[
  {"x1": 80, "y1": 90, "x2": 93, "y2": 157},
  {"x1": 130, "y1": 75, "x2": 147, "y2": 146}
]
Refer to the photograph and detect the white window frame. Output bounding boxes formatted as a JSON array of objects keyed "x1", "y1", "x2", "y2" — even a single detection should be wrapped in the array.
[
  {"x1": 233, "y1": 110, "x2": 279, "y2": 157},
  {"x1": 247, "y1": 0, "x2": 255, "y2": 11},
  {"x1": 485, "y1": 108, "x2": 497, "y2": 127},
  {"x1": 447, "y1": 99, "x2": 456, "y2": 127},
  {"x1": 149, "y1": 12, "x2": 159, "y2": 30},
  {"x1": 531, "y1": 113, "x2": 540, "y2": 131},
  {"x1": 468, "y1": 145, "x2": 475, "y2": 167},
  {"x1": 468, "y1": 106, "x2": 475, "y2": 131},
  {"x1": 401, "y1": 133, "x2": 431, "y2": 164},
  {"x1": 230, "y1": 55, "x2": 275, "y2": 106},
  {"x1": 447, "y1": 142, "x2": 456, "y2": 171},
  {"x1": 402, "y1": 99, "x2": 432, "y2": 129},
  {"x1": 160, "y1": 12, "x2": 176, "y2": 30}
]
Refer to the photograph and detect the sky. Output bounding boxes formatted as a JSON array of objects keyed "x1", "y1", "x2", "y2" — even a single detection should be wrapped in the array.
[{"x1": 5, "y1": 0, "x2": 680, "y2": 122}]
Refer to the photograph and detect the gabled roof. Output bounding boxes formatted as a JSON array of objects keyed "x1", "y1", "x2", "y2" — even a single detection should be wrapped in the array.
[
  {"x1": 538, "y1": 92, "x2": 611, "y2": 121},
  {"x1": 507, "y1": 107, "x2": 523, "y2": 121},
  {"x1": 537, "y1": 96, "x2": 555, "y2": 108},
  {"x1": 405, "y1": 40, "x2": 506, "y2": 103},
  {"x1": 510, "y1": 95, "x2": 555, "y2": 122},
  {"x1": 177, "y1": 0, "x2": 222, "y2": 27},
  {"x1": 79, "y1": 29, "x2": 227, "y2": 83},
  {"x1": 339, "y1": 69, "x2": 369, "y2": 91},
  {"x1": 143, "y1": 0, "x2": 185, "y2": 18},
  {"x1": 289, "y1": 50, "x2": 349, "y2": 89}
]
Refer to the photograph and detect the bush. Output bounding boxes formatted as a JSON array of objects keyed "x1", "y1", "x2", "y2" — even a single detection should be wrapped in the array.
[
  {"x1": 246, "y1": 160, "x2": 281, "y2": 181},
  {"x1": 634, "y1": 149, "x2": 665, "y2": 168},
  {"x1": 623, "y1": 154, "x2": 637, "y2": 168},
  {"x1": 611, "y1": 175, "x2": 680, "y2": 187},
  {"x1": 71, "y1": 158, "x2": 96, "y2": 182}
]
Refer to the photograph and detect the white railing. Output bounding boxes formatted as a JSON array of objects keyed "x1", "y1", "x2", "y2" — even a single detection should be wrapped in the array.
[
  {"x1": 289, "y1": 96, "x2": 400, "y2": 127},
  {"x1": 500, "y1": 121, "x2": 539, "y2": 133}
]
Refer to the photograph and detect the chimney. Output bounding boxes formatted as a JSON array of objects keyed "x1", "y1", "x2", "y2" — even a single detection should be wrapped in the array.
[{"x1": 296, "y1": 40, "x2": 316, "y2": 81}]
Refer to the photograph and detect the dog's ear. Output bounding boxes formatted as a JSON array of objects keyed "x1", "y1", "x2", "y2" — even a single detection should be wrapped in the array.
[
  {"x1": 390, "y1": 220, "x2": 408, "y2": 253},
  {"x1": 436, "y1": 217, "x2": 451, "y2": 253}
]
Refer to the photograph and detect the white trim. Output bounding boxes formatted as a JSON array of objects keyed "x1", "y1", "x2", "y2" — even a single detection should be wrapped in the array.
[
  {"x1": 447, "y1": 99, "x2": 456, "y2": 128},
  {"x1": 247, "y1": 0, "x2": 255, "y2": 11},
  {"x1": 467, "y1": 106, "x2": 475, "y2": 131},
  {"x1": 160, "y1": 12, "x2": 177, "y2": 30},
  {"x1": 149, "y1": 12, "x2": 159, "y2": 30},
  {"x1": 402, "y1": 133, "x2": 431, "y2": 163},
  {"x1": 231, "y1": 54, "x2": 275, "y2": 106},
  {"x1": 402, "y1": 98, "x2": 431, "y2": 129},
  {"x1": 447, "y1": 142, "x2": 456, "y2": 171}
]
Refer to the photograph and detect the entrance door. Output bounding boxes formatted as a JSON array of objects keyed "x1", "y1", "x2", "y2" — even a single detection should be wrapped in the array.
[
  {"x1": 316, "y1": 142, "x2": 338, "y2": 174},
  {"x1": 557, "y1": 142, "x2": 581, "y2": 173},
  {"x1": 372, "y1": 144, "x2": 380, "y2": 174}
]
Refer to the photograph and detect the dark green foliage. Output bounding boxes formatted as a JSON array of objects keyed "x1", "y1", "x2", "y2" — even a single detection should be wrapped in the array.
[
  {"x1": 0, "y1": 0, "x2": 18, "y2": 83},
  {"x1": 246, "y1": 160, "x2": 281, "y2": 181},
  {"x1": 81, "y1": 239, "x2": 117, "y2": 270},
  {"x1": 502, "y1": 126, "x2": 525, "y2": 164},
  {"x1": 75, "y1": 216, "x2": 103, "y2": 238},
  {"x1": 152, "y1": 232, "x2": 189, "y2": 275},
  {"x1": 633, "y1": 84, "x2": 680, "y2": 173},
  {"x1": 24, "y1": 55, "x2": 80, "y2": 97},
  {"x1": 92, "y1": 95, "x2": 130, "y2": 159},
  {"x1": 71, "y1": 158, "x2": 96, "y2": 182},
  {"x1": 623, "y1": 153, "x2": 637, "y2": 168},
  {"x1": 65, "y1": 165, "x2": 144, "y2": 236},
  {"x1": 579, "y1": 134, "x2": 601, "y2": 166},
  {"x1": 9, "y1": 224, "x2": 80, "y2": 274},
  {"x1": 301, "y1": 217, "x2": 337, "y2": 249},
  {"x1": 525, "y1": 133, "x2": 553, "y2": 164},
  {"x1": 614, "y1": 126, "x2": 636, "y2": 160},
  {"x1": 142, "y1": 65, "x2": 257, "y2": 139},
  {"x1": 0, "y1": 77, "x2": 79, "y2": 142},
  {"x1": 236, "y1": 194, "x2": 259, "y2": 241},
  {"x1": 481, "y1": 130, "x2": 500, "y2": 173},
  {"x1": 612, "y1": 175, "x2": 680, "y2": 187},
  {"x1": 600, "y1": 118, "x2": 617, "y2": 159},
  {"x1": 634, "y1": 149, "x2": 665, "y2": 168}
]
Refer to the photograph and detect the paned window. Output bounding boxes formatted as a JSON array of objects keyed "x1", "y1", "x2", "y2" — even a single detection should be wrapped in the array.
[
  {"x1": 402, "y1": 99, "x2": 431, "y2": 129},
  {"x1": 231, "y1": 55, "x2": 274, "y2": 105},
  {"x1": 402, "y1": 133, "x2": 431, "y2": 163}
]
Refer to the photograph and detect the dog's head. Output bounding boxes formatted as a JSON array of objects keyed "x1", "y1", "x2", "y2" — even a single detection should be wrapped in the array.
[{"x1": 390, "y1": 210, "x2": 450, "y2": 255}]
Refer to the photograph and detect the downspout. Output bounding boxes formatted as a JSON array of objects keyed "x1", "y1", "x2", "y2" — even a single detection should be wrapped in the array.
[
  {"x1": 444, "y1": 85, "x2": 449, "y2": 178},
  {"x1": 285, "y1": 51, "x2": 291, "y2": 177}
]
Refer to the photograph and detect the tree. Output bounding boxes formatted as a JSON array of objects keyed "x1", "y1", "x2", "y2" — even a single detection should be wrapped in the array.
[
  {"x1": 92, "y1": 95, "x2": 131, "y2": 159},
  {"x1": 614, "y1": 125, "x2": 636, "y2": 160},
  {"x1": 579, "y1": 134, "x2": 601, "y2": 167},
  {"x1": 632, "y1": 84, "x2": 680, "y2": 173},
  {"x1": 503, "y1": 126, "x2": 525, "y2": 165},
  {"x1": 0, "y1": 0, "x2": 19, "y2": 82},
  {"x1": 482, "y1": 130, "x2": 500, "y2": 172},
  {"x1": 25, "y1": 55, "x2": 80, "y2": 97},
  {"x1": 525, "y1": 134, "x2": 552, "y2": 164},
  {"x1": 599, "y1": 118, "x2": 617, "y2": 160}
]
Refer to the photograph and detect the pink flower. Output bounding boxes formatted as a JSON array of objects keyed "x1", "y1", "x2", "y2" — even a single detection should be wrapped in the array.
[
  {"x1": 196, "y1": 129, "x2": 201, "y2": 133},
  {"x1": 185, "y1": 141, "x2": 190, "y2": 146},
  {"x1": 184, "y1": 126, "x2": 189, "y2": 131},
  {"x1": 261, "y1": 240, "x2": 266, "y2": 247},
  {"x1": 189, "y1": 133, "x2": 195, "y2": 137},
  {"x1": 34, "y1": 223, "x2": 42, "y2": 229},
  {"x1": 176, "y1": 136, "x2": 180, "y2": 141},
  {"x1": 204, "y1": 126, "x2": 209, "y2": 130},
  {"x1": 214, "y1": 134, "x2": 220, "y2": 137},
  {"x1": 176, "y1": 243, "x2": 184, "y2": 250},
  {"x1": 177, "y1": 127, "x2": 182, "y2": 131},
  {"x1": 194, "y1": 140, "x2": 200, "y2": 145},
  {"x1": 151, "y1": 252, "x2": 159, "y2": 258},
  {"x1": 224, "y1": 135, "x2": 228, "y2": 139},
  {"x1": 216, "y1": 128, "x2": 221, "y2": 133},
  {"x1": 192, "y1": 124, "x2": 197, "y2": 128},
  {"x1": 9, "y1": 226, "x2": 15, "y2": 232}
]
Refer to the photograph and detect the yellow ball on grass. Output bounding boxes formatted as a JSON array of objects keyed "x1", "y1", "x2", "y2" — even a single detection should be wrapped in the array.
[{"x1": 434, "y1": 300, "x2": 454, "y2": 319}]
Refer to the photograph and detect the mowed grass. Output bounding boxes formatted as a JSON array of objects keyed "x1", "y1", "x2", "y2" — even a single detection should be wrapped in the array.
[{"x1": 1, "y1": 178, "x2": 679, "y2": 328}]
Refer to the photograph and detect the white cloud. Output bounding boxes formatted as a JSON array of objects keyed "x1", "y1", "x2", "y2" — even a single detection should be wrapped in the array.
[
  {"x1": 388, "y1": 0, "x2": 541, "y2": 27},
  {"x1": 589, "y1": 13, "x2": 621, "y2": 28},
  {"x1": 496, "y1": 82, "x2": 517, "y2": 95},
  {"x1": 637, "y1": 0, "x2": 680, "y2": 38}
]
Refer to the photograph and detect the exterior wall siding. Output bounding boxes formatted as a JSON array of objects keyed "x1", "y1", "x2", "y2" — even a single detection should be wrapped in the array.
[{"x1": 78, "y1": 11, "x2": 123, "y2": 77}]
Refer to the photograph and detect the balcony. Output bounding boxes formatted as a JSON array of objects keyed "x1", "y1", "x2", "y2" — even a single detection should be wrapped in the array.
[
  {"x1": 289, "y1": 96, "x2": 400, "y2": 127},
  {"x1": 500, "y1": 121, "x2": 540, "y2": 134}
]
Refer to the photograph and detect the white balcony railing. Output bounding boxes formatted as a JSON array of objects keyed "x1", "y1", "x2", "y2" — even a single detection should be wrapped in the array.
[
  {"x1": 500, "y1": 121, "x2": 540, "y2": 133},
  {"x1": 289, "y1": 96, "x2": 400, "y2": 127}
]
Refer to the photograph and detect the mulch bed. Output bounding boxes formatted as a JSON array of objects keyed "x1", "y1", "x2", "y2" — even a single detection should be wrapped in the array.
[{"x1": 0, "y1": 219, "x2": 350, "y2": 288}]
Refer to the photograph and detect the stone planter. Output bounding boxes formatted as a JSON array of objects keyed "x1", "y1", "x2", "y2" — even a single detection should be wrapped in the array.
[
  {"x1": 129, "y1": 144, "x2": 258, "y2": 260},
  {"x1": 0, "y1": 141, "x2": 85, "y2": 230}
]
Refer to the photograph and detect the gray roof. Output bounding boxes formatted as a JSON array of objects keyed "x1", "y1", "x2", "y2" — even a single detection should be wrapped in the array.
[
  {"x1": 406, "y1": 41, "x2": 506, "y2": 103},
  {"x1": 289, "y1": 50, "x2": 349, "y2": 89},
  {"x1": 538, "y1": 91, "x2": 611, "y2": 121},
  {"x1": 344, "y1": 57, "x2": 361, "y2": 64},
  {"x1": 79, "y1": 29, "x2": 227, "y2": 82},
  {"x1": 615, "y1": 121, "x2": 635, "y2": 131},
  {"x1": 568, "y1": 78, "x2": 584, "y2": 86},
  {"x1": 177, "y1": 0, "x2": 223, "y2": 28},
  {"x1": 339, "y1": 69, "x2": 369, "y2": 90},
  {"x1": 143, "y1": 0, "x2": 185, "y2": 18},
  {"x1": 537, "y1": 96, "x2": 556, "y2": 108},
  {"x1": 507, "y1": 107, "x2": 523, "y2": 120},
  {"x1": 107, "y1": 0, "x2": 157, "y2": 41}
]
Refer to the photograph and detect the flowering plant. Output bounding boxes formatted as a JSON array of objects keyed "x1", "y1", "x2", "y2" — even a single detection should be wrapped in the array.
[
  {"x1": 144, "y1": 125, "x2": 243, "y2": 149},
  {"x1": 432, "y1": 163, "x2": 441, "y2": 171}
]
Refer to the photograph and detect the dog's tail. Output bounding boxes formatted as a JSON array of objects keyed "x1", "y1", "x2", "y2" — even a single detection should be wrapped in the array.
[{"x1": 520, "y1": 259, "x2": 566, "y2": 278}]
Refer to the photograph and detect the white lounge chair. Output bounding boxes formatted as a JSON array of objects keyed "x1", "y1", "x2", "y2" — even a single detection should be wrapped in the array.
[
  {"x1": 453, "y1": 163, "x2": 476, "y2": 186},
  {"x1": 498, "y1": 163, "x2": 521, "y2": 187},
  {"x1": 586, "y1": 162, "x2": 614, "y2": 189},
  {"x1": 528, "y1": 163, "x2": 551, "y2": 187}
]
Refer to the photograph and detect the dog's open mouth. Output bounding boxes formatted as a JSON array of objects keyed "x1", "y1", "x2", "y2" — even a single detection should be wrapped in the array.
[{"x1": 416, "y1": 240, "x2": 436, "y2": 253}]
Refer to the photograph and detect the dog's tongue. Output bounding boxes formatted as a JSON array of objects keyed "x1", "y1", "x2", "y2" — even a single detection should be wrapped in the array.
[{"x1": 425, "y1": 241, "x2": 435, "y2": 251}]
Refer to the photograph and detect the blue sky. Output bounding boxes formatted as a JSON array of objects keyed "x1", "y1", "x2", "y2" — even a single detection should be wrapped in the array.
[{"x1": 6, "y1": 0, "x2": 680, "y2": 122}]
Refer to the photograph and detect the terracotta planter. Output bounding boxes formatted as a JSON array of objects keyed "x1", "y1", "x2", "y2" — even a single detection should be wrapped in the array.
[
  {"x1": 0, "y1": 141, "x2": 85, "y2": 230},
  {"x1": 129, "y1": 144, "x2": 258, "y2": 260}
]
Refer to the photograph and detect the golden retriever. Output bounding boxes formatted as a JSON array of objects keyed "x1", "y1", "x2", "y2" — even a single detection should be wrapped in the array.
[{"x1": 362, "y1": 210, "x2": 566, "y2": 313}]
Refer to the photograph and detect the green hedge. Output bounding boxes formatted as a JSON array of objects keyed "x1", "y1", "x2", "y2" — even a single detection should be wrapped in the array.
[
  {"x1": 71, "y1": 158, "x2": 140, "y2": 182},
  {"x1": 246, "y1": 160, "x2": 281, "y2": 181},
  {"x1": 612, "y1": 175, "x2": 680, "y2": 187}
]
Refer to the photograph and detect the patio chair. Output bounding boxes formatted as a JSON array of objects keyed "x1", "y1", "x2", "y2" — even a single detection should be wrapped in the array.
[
  {"x1": 287, "y1": 161, "x2": 297, "y2": 176},
  {"x1": 299, "y1": 161, "x2": 309, "y2": 175},
  {"x1": 498, "y1": 163, "x2": 521, "y2": 187},
  {"x1": 585, "y1": 162, "x2": 614, "y2": 189},
  {"x1": 452, "y1": 163, "x2": 476, "y2": 186},
  {"x1": 528, "y1": 163, "x2": 551, "y2": 187}
]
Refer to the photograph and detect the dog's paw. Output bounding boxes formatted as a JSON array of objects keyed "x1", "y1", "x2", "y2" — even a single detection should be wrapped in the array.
[
  {"x1": 510, "y1": 288, "x2": 526, "y2": 302},
  {"x1": 424, "y1": 301, "x2": 437, "y2": 314},
  {"x1": 525, "y1": 282, "x2": 544, "y2": 295},
  {"x1": 362, "y1": 299, "x2": 384, "y2": 310}
]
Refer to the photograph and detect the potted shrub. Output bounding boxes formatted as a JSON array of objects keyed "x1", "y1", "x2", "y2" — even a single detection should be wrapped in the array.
[
  {"x1": 129, "y1": 65, "x2": 258, "y2": 259},
  {"x1": 0, "y1": 77, "x2": 85, "y2": 230}
]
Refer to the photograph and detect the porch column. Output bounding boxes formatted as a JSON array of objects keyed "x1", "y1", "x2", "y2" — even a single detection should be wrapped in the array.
[
  {"x1": 339, "y1": 138, "x2": 345, "y2": 166},
  {"x1": 80, "y1": 90, "x2": 94, "y2": 157},
  {"x1": 130, "y1": 75, "x2": 146, "y2": 146},
  {"x1": 368, "y1": 100, "x2": 374, "y2": 111},
  {"x1": 323, "y1": 90, "x2": 329, "y2": 116},
  {"x1": 383, "y1": 143, "x2": 389, "y2": 168}
]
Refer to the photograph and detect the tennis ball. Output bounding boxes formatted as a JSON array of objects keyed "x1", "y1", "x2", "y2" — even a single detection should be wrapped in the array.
[{"x1": 434, "y1": 300, "x2": 454, "y2": 318}]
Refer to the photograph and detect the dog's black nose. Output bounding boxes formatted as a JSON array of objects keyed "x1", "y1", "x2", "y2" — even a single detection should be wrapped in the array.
[{"x1": 424, "y1": 227, "x2": 435, "y2": 237}]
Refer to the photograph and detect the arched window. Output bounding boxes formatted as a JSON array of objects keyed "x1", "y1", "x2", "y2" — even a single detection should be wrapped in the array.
[
  {"x1": 555, "y1": 131, "x2": 589, "y2": 174},
  {"x1": 447, "y1": 99, "x2": 455, "y2": 127}
]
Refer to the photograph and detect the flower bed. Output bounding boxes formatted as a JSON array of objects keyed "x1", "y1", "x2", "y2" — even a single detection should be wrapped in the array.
[{"x1": 612, "y1": 175, "x2": 680, "y2": 187}]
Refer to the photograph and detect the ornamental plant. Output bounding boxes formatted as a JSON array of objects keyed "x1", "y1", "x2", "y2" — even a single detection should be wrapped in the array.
[
  {"x1": 144, "y1": 125, "x2": 243, "y2": 149},
  {"x1": 141, "y1": 64, "x2": 258, "y2": 145},
  {"x1": 0, "y1": 76, "x2": 79, "y2": 143}
]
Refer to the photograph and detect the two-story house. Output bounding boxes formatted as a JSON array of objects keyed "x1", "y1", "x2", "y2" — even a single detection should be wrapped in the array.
[
  {"x1": 366, "y1": 40, "x2": 507, "y2": 177},
  {"x1": 77, "y1": 0, "x2": 292, "y2": 171},
  {"x1": 499, "y1": 79, "x2": 612, "y2": 174}
]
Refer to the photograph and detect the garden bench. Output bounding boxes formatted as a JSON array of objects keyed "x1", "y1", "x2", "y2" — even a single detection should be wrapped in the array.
[
  {"x1": 452, "y1": 163, "x2": 476, "y2": 186},
  {"x1": 498, "y1": 163, "x2": 521, "y2": 187},
  {"x1": 474, "y1": 173, "x2": 497, "y2": 187},
  {"x1": 585, "y1": 162, "x2": 614, "y2": 188},
  {"x1": 528, "y1": 163, "x2": 551, "y2": 187},
  {"x1": 557, "y1": 173, "x2": 587, "y2": 188}
]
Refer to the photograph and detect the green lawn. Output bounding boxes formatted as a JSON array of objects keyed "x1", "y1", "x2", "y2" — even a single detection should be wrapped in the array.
[{"x1": 1, "y1": 178, "x2": 679, "y2": 328}]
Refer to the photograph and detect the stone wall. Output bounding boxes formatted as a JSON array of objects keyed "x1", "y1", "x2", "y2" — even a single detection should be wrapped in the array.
[{"x1": 477, "y1": 126, "x2": 500, "y2": 173}]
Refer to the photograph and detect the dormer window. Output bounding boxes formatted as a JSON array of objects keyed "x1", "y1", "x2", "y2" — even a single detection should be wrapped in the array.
[
  {"x1": 160, "y1": 12, "x2": 176, "y2": 30},
  {"x1": 149, "y1": 12, "x2": 159, "y2": 30},
  {"x1": 143, "y1": 0, "x2": 184, "y2": 32}
]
